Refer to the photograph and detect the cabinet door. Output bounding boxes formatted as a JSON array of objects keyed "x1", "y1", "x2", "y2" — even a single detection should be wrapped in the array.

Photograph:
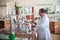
[
  {"x1": 49, "y1": 22, "x2": 55, "y2": 32},
  {"x1": 4, "y1": 20, "x2": 10, "y2": 29},
  {"x1": 0, "y1": 21, "x2": 4, "y2": 29},
  {"x1": 55, "y1": 22, "x2": 60, "y2": 33}
]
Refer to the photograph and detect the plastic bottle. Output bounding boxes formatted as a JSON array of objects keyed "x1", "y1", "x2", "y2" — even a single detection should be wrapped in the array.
[{"x1": 9, "y1": 32, "x2": 15, "y2": 40}]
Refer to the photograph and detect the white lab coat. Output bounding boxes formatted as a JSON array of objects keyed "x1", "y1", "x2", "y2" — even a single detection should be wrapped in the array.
[{"x1": 36, "y1": 14, "x2": 50, "y2": 40}]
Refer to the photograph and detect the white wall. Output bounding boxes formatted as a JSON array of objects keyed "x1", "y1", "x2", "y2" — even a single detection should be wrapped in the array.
[
  {"x1": 0, "y1": 0, "x2": 60, "y2": 5},
  {"x1": 0, "y1": 0, "x2": 60, "y2": 18},
  {"x1": 0, "y1": 7, "x2": 7, "y2": 18},
  {"x1": 0, "y1": 0, "x2": 11, "y2": 5}
]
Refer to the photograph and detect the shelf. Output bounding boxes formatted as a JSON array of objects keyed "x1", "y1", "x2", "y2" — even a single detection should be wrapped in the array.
[{"x1": 0, "y1": 5, "x2": 6, "y2": 7}]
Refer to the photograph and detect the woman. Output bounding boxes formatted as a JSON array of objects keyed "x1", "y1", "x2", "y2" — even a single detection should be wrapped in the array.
[{"x1": 37, "y1": 8, "x2": 50, "y2": 40}]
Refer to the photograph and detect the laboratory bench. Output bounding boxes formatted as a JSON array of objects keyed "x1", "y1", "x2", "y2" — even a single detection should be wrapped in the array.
[
  {"x1": 0, "y1": 20, "x2": 60, "y2": 40},
  {"x1": 0, "y1": 31, "x2": 36, "y2": 40},
  {"x1": 0, "y1": 20, "x2": 37, "y2": 40},
  {"x1": 0, "y1": 20, "x2": 60, "y2": 33}
]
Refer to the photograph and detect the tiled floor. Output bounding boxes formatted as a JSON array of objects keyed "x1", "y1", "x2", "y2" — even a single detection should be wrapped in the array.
[{"x1": 51, "y1": 33, "x2": 60, "y2": 40}]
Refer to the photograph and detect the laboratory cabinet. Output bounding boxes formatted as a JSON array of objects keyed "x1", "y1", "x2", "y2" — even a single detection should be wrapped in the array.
[
  {"x1": 0, "y1": 20, "x2": 10, "y2": 29},
  {"x1": 49, "y1": 22, "x2": 60, "y2": 33}
]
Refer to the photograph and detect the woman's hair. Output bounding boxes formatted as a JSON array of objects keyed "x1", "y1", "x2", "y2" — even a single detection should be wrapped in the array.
[
  {"x1": 45, "y1": 10, "x2": 48, "y2": 14},
  {"x1": 45, "y1": 10, "x2": 48, "y2": 12},
  {"x1": 39, "y1": 8, "x2": 45, "y2": 13}
]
